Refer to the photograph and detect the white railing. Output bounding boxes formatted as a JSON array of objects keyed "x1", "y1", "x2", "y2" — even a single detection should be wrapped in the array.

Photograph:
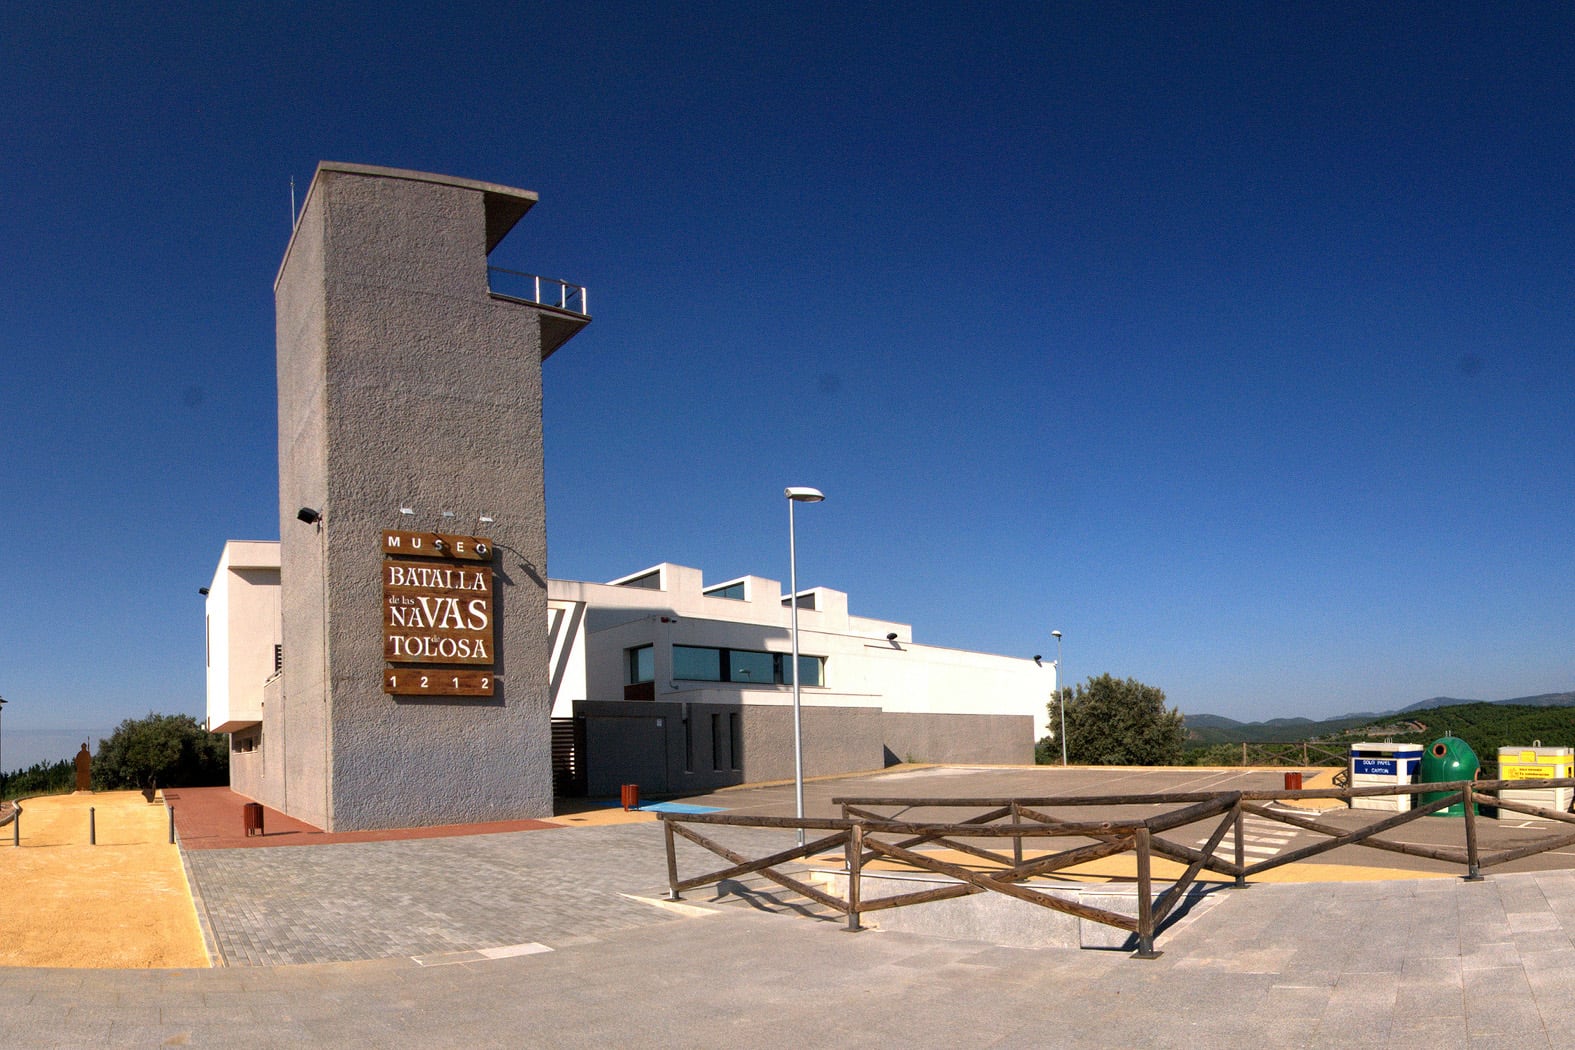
[{"x1": 487, "y1": 267, "x2": 589, "y2": 316}]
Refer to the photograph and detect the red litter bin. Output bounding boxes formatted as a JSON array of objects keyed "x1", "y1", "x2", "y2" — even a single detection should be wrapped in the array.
[
  {"x1": 620, "y1": 784, "x2": 640, "y2": 811},
  {"x1": 1284, "y1": 772, "x2": 1304, "y2": 791},
  {"x1": 243, "y1": 802, "x2": 265, "y2": 836}
]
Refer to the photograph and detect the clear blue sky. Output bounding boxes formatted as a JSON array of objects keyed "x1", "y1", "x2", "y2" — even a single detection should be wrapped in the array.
[{"x1": 3, "y1": 4, "x2": 1572, "y2": 771}]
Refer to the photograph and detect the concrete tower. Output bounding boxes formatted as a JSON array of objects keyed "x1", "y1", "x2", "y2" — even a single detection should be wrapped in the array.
[{"x1": 264, "y1": 162, "x2": 587, "y2": 830}]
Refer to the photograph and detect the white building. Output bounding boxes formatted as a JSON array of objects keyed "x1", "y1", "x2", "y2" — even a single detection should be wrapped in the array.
[
  {"x1": 208, "y1": 547, "x2": 1054, "y2": 799},
  {"x1": 204, "y1": 541, "x2": 281, "y2": 759},
  {"x1": 547, "y1": 563, "x2": 1050, "y2": 796}
]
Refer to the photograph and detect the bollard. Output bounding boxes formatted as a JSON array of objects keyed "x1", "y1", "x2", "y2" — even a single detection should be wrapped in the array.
[
  {"x1": 90, "y1": 806, "x2": 96, "y2": 845},
  {"x1": 12, "y1": 808, "x2": 18, "y2": 846},
  {"x1": 169, "y1": 805, "x2": 176, "y2": 845}
]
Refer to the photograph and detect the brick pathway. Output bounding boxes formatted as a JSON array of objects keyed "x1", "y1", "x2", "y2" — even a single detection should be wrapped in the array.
[
  {"x1": 165, "y1": 786, "x2": 558, "y2": 850},
  {"x1": 184, "y1": 820, "x2": 787, "y2": 966}
]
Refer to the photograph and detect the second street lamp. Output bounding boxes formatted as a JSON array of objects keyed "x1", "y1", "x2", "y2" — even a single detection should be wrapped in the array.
[
  {"x1": 785, "y1": 486, "x2": 824, "y2": 846},
  {"x1": 1053, "y1": 630, "x2": 1066, "y2": 766}
]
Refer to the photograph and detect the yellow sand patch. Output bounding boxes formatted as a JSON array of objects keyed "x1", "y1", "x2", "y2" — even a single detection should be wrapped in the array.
[
  {"x1": 0, "y1": 791, "x2": 209, "y2": 968},
  {"x1": 1275, "y1": 767, "x2": 1351, "y2": 811},
  {"x1": 807, "y1": 845, "x2": 1448, "y2": 885},
  {"x1": 544, "y1": 803, "x2": 657, "y2": 827}
]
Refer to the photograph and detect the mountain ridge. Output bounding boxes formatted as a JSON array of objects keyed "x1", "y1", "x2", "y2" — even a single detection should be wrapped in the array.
[{"x1": 1182, "y1": 690, "x2": 1575, "y2": 745}]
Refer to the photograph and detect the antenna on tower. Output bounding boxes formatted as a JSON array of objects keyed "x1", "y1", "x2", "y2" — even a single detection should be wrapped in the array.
[{"x1": 290, "y1": 176, "x2": 297, "y2": 229}]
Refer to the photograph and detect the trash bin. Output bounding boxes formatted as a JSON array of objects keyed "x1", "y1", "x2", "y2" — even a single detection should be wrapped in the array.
[
  {"x1": 1284, "y1": 771, "x2": 1304, "y2": 791},
  {"x1": 1348, "y1": 742, "x2": 1423, "y2": 812},
  {"x1": 620, "y1": 784, "x2": 640, "y2": 811},
  {"x1": 1419, "y1": 737, "x2": 1479, "y2": 816},
  {"x1": 243, "y1": 802, "x2": 264, "y2": 836},
  {"x1": 1497, "y1": 742, "x2": 1573, "y2": 813}
]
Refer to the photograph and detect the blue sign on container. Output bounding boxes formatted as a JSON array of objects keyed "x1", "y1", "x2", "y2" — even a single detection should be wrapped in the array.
[{"x1": 1353, "y1": 758, "x2": 1396, "y2": 776}]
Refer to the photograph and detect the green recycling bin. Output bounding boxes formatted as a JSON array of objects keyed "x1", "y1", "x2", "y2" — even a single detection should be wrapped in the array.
[{"x1": 1418, "y1": 736, "x2": 1479, "y2": 816}]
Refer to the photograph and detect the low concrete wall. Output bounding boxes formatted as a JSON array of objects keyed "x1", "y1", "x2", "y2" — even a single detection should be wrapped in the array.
[
  {"x1": 880, "y1": 711, "x2": 1034, "y2": 766},
  {"x1": 228, "y1": 748, "x2": 265, "y2": 804},
  {"x1": 576, "y1": 701, "x2": 885, "y2": 797},
  {"x1": 576, "y1": 703, "x2": 1035, "y2": 797}
]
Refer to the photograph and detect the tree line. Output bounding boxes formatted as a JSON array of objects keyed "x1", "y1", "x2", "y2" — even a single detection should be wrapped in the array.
[
  {"x1": 1180, "y1": 702, "x2": 1575, "y2": 768},
  {"x1": 2, "y1": 713, "x2": 227, "y2": 800}
]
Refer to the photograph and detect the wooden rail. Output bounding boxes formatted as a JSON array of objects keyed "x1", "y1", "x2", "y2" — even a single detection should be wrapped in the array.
[
  {"x1": 659, "y1": 778, "x2": 1575, "y2": 958},
  {"x1": 1206, "y1": 741, "x2": 1351, "y2": 766}
]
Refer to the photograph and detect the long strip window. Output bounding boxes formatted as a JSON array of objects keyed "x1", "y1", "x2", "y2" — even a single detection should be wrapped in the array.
[{"x1": 673, "y1": 645, "x2": 823, "y2": 687}]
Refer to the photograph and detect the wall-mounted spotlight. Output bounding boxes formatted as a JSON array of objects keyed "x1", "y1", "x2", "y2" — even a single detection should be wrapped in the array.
[
  {"x1": 199, "y1": 587, "x2": 210, "y2": 596},
  {"x1": 479, "y1": 515, "x2": 495, "y2": 524},
  {"x1": 399, "y1": 507, "x2": 415, "y2": 516},
  {"x1": 886, "y1": 632, "x2": 899, "y2": 642},
  {"x1": 296, "y1": 507, "x2": 322, "y2": 525},
  {"x1": 1033, "y1": 655, "x2": 1043, "y2": 667}
]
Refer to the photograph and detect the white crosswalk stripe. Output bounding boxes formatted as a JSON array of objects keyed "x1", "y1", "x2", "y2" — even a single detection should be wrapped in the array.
[{"x1": 1190, "y1": 815, "x2": 1297, "y2": 862}]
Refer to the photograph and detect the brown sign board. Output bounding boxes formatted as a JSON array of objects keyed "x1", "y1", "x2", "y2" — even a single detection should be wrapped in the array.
[
  {"x1": 384, "y1": 669, "x2": 495, "y2": 697},
  {"x1": 383, "y1": 558, "x2": 494, "y2": 665},
  {"x1": 381, "y1": 529, "x2": 494, "y2": 561}
]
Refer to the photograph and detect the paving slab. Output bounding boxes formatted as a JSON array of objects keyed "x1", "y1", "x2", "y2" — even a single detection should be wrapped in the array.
[{"x1": 14, "y1": 765, "x2": 1575, "y2": 1045}]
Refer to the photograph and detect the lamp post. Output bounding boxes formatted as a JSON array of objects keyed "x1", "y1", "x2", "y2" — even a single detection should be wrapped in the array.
[
  {"x1": 0, "y1": 695, "x2": 8, "y2": 800},
  {"x1": 1053, "y1": 631, "x2": 1066, "y2": 766},
  {"x1": 786, "y1": 486, "x2": 824, "y2": 846}
]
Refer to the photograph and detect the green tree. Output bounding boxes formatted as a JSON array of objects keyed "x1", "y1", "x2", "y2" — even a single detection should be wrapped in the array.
[
  {"x1": 92, "y1": 713, "x2": 228, "y2": 792},
  {"x1": 2, "y1": 758, "x2": 75, "y2": 800},
  {"x1": 1044, "y1": 674, "x2": 1186, "y2": 766}
]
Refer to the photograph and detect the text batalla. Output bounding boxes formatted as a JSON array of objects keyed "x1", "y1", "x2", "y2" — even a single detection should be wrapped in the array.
[{"x1": 383, "y1": 560, "x2": 495, "y2": 665}]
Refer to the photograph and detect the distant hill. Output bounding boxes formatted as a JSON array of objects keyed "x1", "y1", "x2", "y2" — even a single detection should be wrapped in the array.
[
  {"x1": 1183, "y1": 690, "x2": 1575, "y2": 746},
  {"x1": 1397, "y1": 691, "x2": 1575, "y2": 714},
  {"x1": 1183, "y1": 712, "x2": 1384, "y2": 745}
]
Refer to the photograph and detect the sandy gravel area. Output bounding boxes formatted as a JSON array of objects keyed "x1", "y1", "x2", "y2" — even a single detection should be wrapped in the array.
[{"x1": 0, "y1": 791, "x2": 208, "y2": 968}]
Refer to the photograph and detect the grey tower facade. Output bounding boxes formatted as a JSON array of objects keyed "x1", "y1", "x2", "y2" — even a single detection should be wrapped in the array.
[{"x1": 258, "y1": 162, "x2": 587, "y2": 831}]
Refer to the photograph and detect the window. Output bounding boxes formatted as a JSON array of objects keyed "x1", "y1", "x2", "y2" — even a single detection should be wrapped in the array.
[
  {"x1": 791, "y1": 654, "x2": 824, "y2": 688},
  {"x1": 674, "y1": 645, "x2": 723, "y2": 681},
  {"x1": 615, "y1": 570, "x2": 662, "y2": 590},
  {"x1": 730, "y1": 650, "x2": 773, "y2": 683},
  {"x1": 703, "y1": 580, "x2": 747, "y2": 600},
  {"x1": 672, "y1": 646, "x2": 824, "y2": 687},
  {"x1": 627, "y1": 645, "x2": 654, "y2": 684}
]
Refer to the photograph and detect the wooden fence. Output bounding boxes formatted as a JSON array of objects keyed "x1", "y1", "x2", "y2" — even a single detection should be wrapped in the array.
[
  {"x1": 660, "y1": 777, "x2": 1575, "y2": 958},
  {"x1": 1229, "y1": 741, "x2": 1349, "y2": 766}
]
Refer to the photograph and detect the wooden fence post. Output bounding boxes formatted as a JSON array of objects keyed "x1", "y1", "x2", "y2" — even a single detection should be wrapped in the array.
[
  {"x1": 1011, "y1": 800, "x2": 1023, "y2": 868},
  {"x1": 1462, "y1": 783, "x2": 1483, "y2": 881},
  {"x1": 844, "y1": 822, "x2": 864, "y2": 932},
  {"x1": 1134, "y1": 827, "x2": 1161, "y2": 959},
  {"x1": 664, "y1": 818, "x2": 682, "y2": 900},
  {"x1": 1233, "y1": 800, "x2": 1248, "y2": 888}
]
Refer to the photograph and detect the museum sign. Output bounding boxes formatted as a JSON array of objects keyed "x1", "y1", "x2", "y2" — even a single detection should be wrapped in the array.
[{"x1": 381, "y1": 529, "x2": 496, "y2": 696}]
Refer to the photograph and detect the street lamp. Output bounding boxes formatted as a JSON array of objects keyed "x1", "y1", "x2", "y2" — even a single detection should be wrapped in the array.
[
  {"x1": 0, "y1": 695, "x2": 8, "y2": 799},
  {"x1": 1053, "y1": 631, "x2": 1066, "y2": 766},
  {"x1": 786, "y1": 486, "x2": 824, "y2": 846}
]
